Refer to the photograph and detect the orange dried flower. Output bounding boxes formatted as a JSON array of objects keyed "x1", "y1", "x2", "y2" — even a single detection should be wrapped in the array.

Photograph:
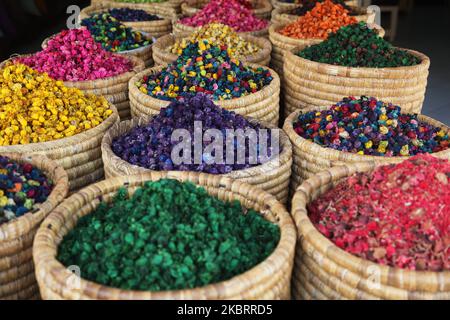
[{"x1": 279, "y1": 0, "x2": 357, "y2": 39}]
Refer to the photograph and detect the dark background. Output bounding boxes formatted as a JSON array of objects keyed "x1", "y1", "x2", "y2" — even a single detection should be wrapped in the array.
[{"x1": 0, "y1": 0, "x2": 449, "y2": 124}]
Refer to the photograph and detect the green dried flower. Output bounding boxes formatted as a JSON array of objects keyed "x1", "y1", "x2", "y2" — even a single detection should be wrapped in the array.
[
  {"x1": 298, "y1": 22, "x2": 421, "y2": 68},
  {"x1": 57, "y1": 179, "x2": 280, "y2": 291}
]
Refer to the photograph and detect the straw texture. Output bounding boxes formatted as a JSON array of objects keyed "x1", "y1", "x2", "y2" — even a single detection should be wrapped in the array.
[
  {"x1": 0, "y1": 105, "x2": 120, "y2": 192},
  {"x1": 34, "y1": 172, "x2": 296, "y2": 300},
  {"x1": 0, "y1": 154, "x2": 68, "y2": 300},
  {"x1": 152, "y1": 33, "x2": 272, "y2": 66},
  {"x1": 181, "y1": 0, "x2": 273, "y2": 19},
  {"x1": 172, "y1": 19, "x2": 270, "y2": 38},
  {"x1": 283, "y1": 44, "x2": 430, "y2": 117},
  {"x1": 291, "y1": 161, "x2": 450, "y2": 300},
  {"x1": 283, "y1": 107, "x2": 450, "y2": 193},
  {"x1": 101, "y1": 115, "x2": 292, "y2": 203},
  {"x1": 91, "y1": 0, "x2": 183, "y2": 13},
  {"x1": 80, "y1": 3, "x2": 177, "y2": 38},
  {"x1": 128, "y1": 64, "x2": 281, "y2": 125}
]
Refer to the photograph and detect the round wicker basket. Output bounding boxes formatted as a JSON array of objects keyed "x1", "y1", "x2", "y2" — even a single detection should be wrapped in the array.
[
  {"x1": 101, "y1": 116, "x2": 292, "y2": 204},
  {"x1": 283, "y1": 107, "x2": 450, "y2": 193},
  {"x1": 0, "y1": 154, "x2": 68, "y2": 300},
  {"x1": 291, "y1": 161, "x2": 450, "y2": 300},
  {"x1": 0, "y1": 105, "x2": 119, "y2": 192},
  {"x1": 128, "y1": 64, "x2": 281, "y2": 125},
  {"x1": 80, "y1": 3, "x2": 177, "y2": 38},
  {"x1": 181, "y1": 0, "x2": 273, "y2": 19},
  {"x1": 152, "y1": 33, "x2": 272, "y2": 66},
  {"x1": 172, "y1": 19, "x2": 270, "y2": 38},
  {"x1": 34, "y1": 172, "x2": 296, "y2": 300},
  {"x1": 283, "y1": 45, "x2": 430, "y2": 117}
]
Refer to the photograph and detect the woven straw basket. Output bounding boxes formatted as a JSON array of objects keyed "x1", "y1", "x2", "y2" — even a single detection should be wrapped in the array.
[
  {"x1": 128, "y1": 64, "x2": 281, "y2": 125},
  {"x1": 101, "y1": 116, "x2": 293, "y2": 204},
  {"x1": 33, "y1": 172, "x2": 296, "y2": 300},
  {"x1": 283, "y1": 44, "x2": 430, "y2": 117},
  {"x1": 152, "y1": 33, "x2": 272, "y2": 66},
  {"x1": 80, "y1": 3, "x2": 177, "y2": 38},
  {"x1": 0, "y1": 105, "x2": 119, "y2": 192},
  {"x1": 0, "y1": 154, "x2": 68, "y2": 300},
  {"x1": 3, "y1": 54, "x2": 144, "y2": 121},
  {"x1": 271, "y1": 5, "x2": 375, "y2": 25},
  {"x1": 172, "y1": 19, "x2": 270, "y2": 38},
  {"x1": 283, "y1": 107, "x2": 450, "y2": 193},
  {"x1": 269, "y1": 22, "x2": 384, "y2": 76},
  {"x1": 91, "y1": 0, "x2": 183, "y2": 13},
  {"x1": 181, "y1": 0, "x2": 273, "y2": 19},
  {"x1": 291, "y1": 161, "x2": 450, "y2": 300}
]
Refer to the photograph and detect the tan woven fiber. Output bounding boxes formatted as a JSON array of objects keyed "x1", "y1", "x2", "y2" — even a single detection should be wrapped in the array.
[
  {"x1": 0, "y1": 154, "x2": 68, "y2": 300},
  {"x1": 34, "y1": 172, "x2": 296, "y2": 300},
  {"x1": 172, "y1": 19, "x2": 270, "y2": 38},
  {"x1": 91, "y1": 0, "x2": 183, "y2": 13},
  {"x1": 271, "y1": 5, "x2": 375, "y2": 25},
  {"x1": 283, "y1": 107, "x2": 450, "y2": 192},
  {"x1": 283, "y1": 44, "x2": 430, "y2": 115},
  {"x1": 291, "y1": 162, "x2": 450, "y2": 300},
  {"x1": 80, "y1": 3, "x2": 177, "y2": 37},
  {"x1": 101, "y1": 115, "x2": 292, "y2": 203},
  {"x1": 181, "y1": 0, "x2": 273, "y2": 19},
  {"x1": 0, "y1": 105, "x2": 119, "y2": 192},
  {"x1": 152, "y1": 33, "x2": 272, "y2": 66},
  {"x1": 128, "y1": 64, "x2": 280, "y2": 125}
]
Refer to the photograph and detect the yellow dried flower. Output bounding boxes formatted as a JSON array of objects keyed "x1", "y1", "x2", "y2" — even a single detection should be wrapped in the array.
[
  {"x1": 0, "y1": 63, "x2": 112, "y2": 146},
  {"x1": 170, "y1": 23, "x2": 260, "y2": 59}
]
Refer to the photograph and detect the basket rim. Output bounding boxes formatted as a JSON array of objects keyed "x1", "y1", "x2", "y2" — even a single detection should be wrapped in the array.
[
  {"x1": 128, "y1": 62, "x2": 280, "y2": 109},
  {"x1": 33, "y1": 172, "x2": 297, "y2": 299},
  {"x1": 153, "y1": 32, "x2": 272, "y2": 64},
  {"x1": 291, "y1": 161, "x2": 450, "y2": 284},
  {"x1": 0, "y1": 103, "x2": 119, "y2": 154},
  {"x1": 283, "y1": 106, "x2": 450, "y2": 164},
  {"x1": 101, "y1": 114, "x2": 292, "y2": 179},
  {"x1": 0, "y1": 154, "x2": 68, "y2": 241},
  {"x1": 284, "y1": 42, "x2": 430, "y2": 76}
]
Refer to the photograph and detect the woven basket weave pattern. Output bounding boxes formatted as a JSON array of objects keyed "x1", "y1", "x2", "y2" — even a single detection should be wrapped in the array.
[
  {"x1": 128, "y1": 64, "x2": 281, "y2": 125},
  {"x1": 0, "y1": 154, "x2": 68, "y2": 300},
  {"x1": 33, "y1": 172, "x2": 296, "y2": 300},
  {"x1": 101, "y1": 115, "x2": 292, "y2": 204},
  {"x1": 283, "y1": 45, "x2": 430, "y2": 117},
  {"x1": 283, "y1": 107, "x2": 450, "y2": 193},
  {"x1": 291, "y1": 162, "x2": 450, "y2": 300}
]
